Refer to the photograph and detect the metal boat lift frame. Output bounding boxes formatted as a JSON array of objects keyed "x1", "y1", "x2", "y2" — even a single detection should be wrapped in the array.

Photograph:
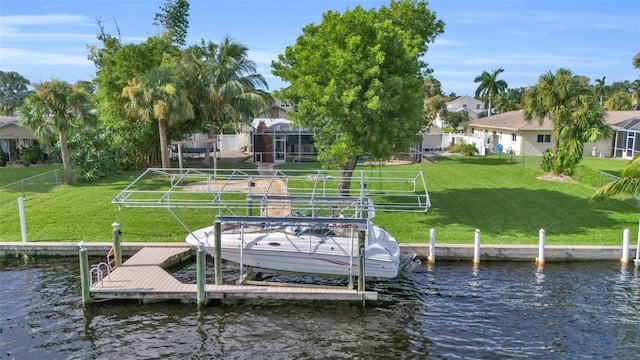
[{"x1": 112, "y1": 167, "x2": 431, "y2": 288}]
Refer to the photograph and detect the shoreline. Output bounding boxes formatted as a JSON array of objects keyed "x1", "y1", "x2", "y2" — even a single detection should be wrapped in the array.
[{"x1": 1, "y1": 242, "x2": 637, "y2": 262}]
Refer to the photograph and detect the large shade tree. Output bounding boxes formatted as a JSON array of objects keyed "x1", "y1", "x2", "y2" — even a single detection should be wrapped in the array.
[
  {"x1": 122, "y1": 67, "x2": 194, "y2": 168},
  {"x1": 178, "y1": 37, "x2": 271, "y2": 168},
  {"x1": 474, "y1": 68, "x2": 508, "y2": 116},
  {"x1": 0, "y1": 71, "x2": 31, "y2": 116},
  {"x1": 524, "y1": 68, "x2": 611, "y2": 175},
  {"x1": 18, "y1": 79, "x2": 95, "y2": 185},
  {"x1": 272, "y1": 0, "x2": 444, "y2": 194}
]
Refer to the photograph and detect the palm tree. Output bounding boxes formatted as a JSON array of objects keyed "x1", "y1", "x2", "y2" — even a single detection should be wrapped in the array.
[
  {"x1": 630, "y1": 79, "x2": 640, "y2": 110},
  {"x1": 633, "y1": 52, "x2": 640, "y2": 69},
  {"x1": 178, "y1": 37, "x2": 271, "y2": 168},
  {"x1": 122, "y1": 67, "x2": 194, "y2": 168},
  {"x1": 474, "y1": 68, "x2": 508, "y2": 116},
  {"x1": 524, "y1": 68, "x2": 611, "y2": 175},
  {"x1": 592, "y1": 154, "x2": 640, "y2": 200},
  {"x1": 594, "y1": 76, "x2": 606, "y2": 106},
  {"x1": 19, "y1": 79, "x2": 95, "y2": 185},
  {"x1": 0, "y1": 71, "x2": 31, "y2": 116}
]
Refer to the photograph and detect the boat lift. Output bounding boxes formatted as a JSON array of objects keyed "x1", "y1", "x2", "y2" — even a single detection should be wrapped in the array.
[{"x1": 112, "y1": 167, "x2": 431, "y2": 287}]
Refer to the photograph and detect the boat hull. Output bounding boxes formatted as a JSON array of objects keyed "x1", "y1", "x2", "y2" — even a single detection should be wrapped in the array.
[{"x1": 186, "y1": 224, "x2": 400, "y2": 278}]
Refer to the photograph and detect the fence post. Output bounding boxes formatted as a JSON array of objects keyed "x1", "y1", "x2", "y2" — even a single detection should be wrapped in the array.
[{"x1": 18, "y1": 197, "x2": 28, "y2": 242}]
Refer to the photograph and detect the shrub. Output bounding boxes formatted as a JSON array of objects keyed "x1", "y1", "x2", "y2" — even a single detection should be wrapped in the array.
[{"x1": 449, "y1": 143, "x2": 478, "y2": 156}]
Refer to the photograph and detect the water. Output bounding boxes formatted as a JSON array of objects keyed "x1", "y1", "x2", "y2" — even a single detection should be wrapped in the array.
[{"x1": 1, "y1": 256, "x2": 639, "y2": 359}]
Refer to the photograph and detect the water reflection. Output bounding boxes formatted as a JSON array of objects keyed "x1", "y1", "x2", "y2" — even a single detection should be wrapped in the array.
[{"x1": 1, "y1": 257, "x2": 639, "y2": 359}]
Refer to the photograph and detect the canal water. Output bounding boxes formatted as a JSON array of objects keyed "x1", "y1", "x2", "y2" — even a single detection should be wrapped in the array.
[{"x1": 1, "y1": 256, "x2": 638, "y2": 359}]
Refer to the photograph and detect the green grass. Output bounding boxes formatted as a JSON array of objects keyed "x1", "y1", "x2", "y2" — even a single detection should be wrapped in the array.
[{"x1": 0, "y1": 157, "x2": 637, "y2": 245}]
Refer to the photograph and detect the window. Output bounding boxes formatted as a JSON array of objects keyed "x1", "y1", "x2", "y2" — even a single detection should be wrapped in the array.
[
  {"x1": 512, "y1": 133, "x2": 517, "y2": 142},
  {"x1": 462, "y1": 104, "x2": 467, "y2": 108},
  {"x1": 476, "y1": 104, "x2": 481, "y2": 110},
  {"x1": 537, "y1": 134, "x2": 551, "y2": 143}
]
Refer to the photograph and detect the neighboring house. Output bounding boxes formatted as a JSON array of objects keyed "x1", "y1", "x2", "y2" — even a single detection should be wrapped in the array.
[
  {"x1": 464, "y1": 110, "x2": 640, "y2": 158},
  {"x1": 0, "y1": 116, "x2": 37, "y2": 164},
  {"x1": 433, "y1": 95, "x2": 485, "y2": 128},
  {"x1": 255, "y1": 97, "x2": 296, "y2": 119},
  {"x1": 251, "y1": 118, "x2": 317, "y2": 163}
]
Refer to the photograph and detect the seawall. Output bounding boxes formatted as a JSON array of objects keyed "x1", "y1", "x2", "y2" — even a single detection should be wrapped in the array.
[{"x1": 0, "y1": 242, "x2": 637, "y2": 262}]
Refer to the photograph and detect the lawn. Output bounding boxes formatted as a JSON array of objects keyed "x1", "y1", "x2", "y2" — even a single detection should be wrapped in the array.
[{"x1": 0, "y1": 156, "x2": 637, "y2": 245}]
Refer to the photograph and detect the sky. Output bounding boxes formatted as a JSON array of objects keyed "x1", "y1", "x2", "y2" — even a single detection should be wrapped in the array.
[{"x1": 1, "y1": 0, "x2": 639, "y2": 96}]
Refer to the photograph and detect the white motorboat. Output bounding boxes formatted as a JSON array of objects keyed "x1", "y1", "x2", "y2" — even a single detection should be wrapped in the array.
[{"x1": 185, "y1": 217, "x2": 409, "y2": 278}]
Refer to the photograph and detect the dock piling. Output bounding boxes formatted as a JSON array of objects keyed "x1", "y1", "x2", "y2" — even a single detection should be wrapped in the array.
[
  {"x1": 428, "y1": 228, "x2": 435, "y2": 265},
  {"x1": 196, "y1": 245, "x2": 207, "y2": 308},
  {"x1": 18, "y1": 197, "x2": 27, "y2": 242},
  {"x1": 78, "y1": 241, "x2": 91, "y2": 306},
  {"x1": 473, "y1": 229, "x2": 481, "y2": 266},
  {"x1": 112, "y1": 222, "x2": 122, "y2": 268},
  {"x1": 536, "y1": 229, "x2": 545, "y2": 266},
  {"x1": 621, "y1": 228, "x2": 630, "y2": 265},
  {"x1": 214, "y1": 221, "x2": 222, "y2": 285}
]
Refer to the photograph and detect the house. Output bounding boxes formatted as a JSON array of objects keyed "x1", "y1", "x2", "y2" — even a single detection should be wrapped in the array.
[
  {"x1": 251, "y1": 118, "x2": 317, "y2": 163},
  {"x1": 433, "y1": 95, "x2": 485, "y2": 128},
  {"x1": 255, "y1": 98, "x2": 296, "y2": 119},
  {"x1": 0, "y1": 116, "x2": 37, "y2": 164},
  {"x1": 464, "y1": 110, "x2": 640, "y2": 158}
]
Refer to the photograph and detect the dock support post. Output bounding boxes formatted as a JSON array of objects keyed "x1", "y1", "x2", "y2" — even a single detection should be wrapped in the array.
[
  {"x1": 246, "y1": 197, "x2": 253, "y2": 217},
  {"x1": 78, "y1": 241, "x2": 92, "y2": 306},
  {"x1": 112, "y1": 222, "x2": 122, "y2": 268},
  {"x1": 214, "y1": 221, "x2": 222, "y2": 285},
  {"x1": 196, "y1": 245, "x2": 207, "y2": 308},
  {"x1": 357, "y1": 230, "x2": 365, "y2": 293},
  {"x1": 428, "y1": 228, "x2": 436, "y2": 265},
  {"x1": 621, "y1": 228, "x2": 630, "y2": 265},
  {"x1": 536, "y1": 229, "x2": 545, "y2": 266},
  {"x1": 473, "y1": 229, "x2": 481, "y2": 266},
  {"x1": 18, "y1": 197, "x2": 27, "y2": 242}
]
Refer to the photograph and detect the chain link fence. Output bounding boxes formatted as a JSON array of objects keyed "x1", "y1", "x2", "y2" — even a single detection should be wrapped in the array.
[{"x1": 0, "y1": 169, "x2": 61, "y2": 207}]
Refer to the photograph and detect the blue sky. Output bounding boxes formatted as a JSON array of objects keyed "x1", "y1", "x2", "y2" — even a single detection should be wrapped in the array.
[{"x1": 1, "y1": 0, "x2": 639, "y2": 96}]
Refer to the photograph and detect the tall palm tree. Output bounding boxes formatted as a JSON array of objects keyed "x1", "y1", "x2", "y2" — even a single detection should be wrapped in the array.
[
  {"x1": 524, "y1": 68, "x2": 611, "y2": 175},
  {"x1": 630, "y1": 79, "x2": 640, "y2": 110},
  {"x1": 474, "y1": 68, "x2": 508, "y2": 117},
  {"x1": 179, "y1": 37, "x2": 271, "y2": 168},
  {"x1": 592, "y1": 154, "x2": 640, "y2": 200},
  {"x1": 594, "y1": 76, "x2": 606, "y2": 105},
  {"x1": 122, "y1": 67, "x2": 194, "y2": 168},
  {"x1": 19, "y1": 79, "x2": 95, "y2": 185}
]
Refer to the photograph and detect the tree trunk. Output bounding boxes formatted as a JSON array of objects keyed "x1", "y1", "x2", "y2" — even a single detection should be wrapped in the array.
[
  {"x1": 59, "y1": 130, "x2": 73, "y2": 185},
  {"x1": 338, "y1": 156, "x2": 359, "y2": 197},
  {"x1": 158, "y1": 119, "x2": 170, "y2": 168}
]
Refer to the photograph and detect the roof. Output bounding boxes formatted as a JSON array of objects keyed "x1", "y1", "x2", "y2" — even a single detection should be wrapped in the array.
[
  {"x1": 0, "y1": 116, "x2": 19, "y2": 128},
  {"x1": 468, "y1": 110, "x2": 640, "y2": 132}
]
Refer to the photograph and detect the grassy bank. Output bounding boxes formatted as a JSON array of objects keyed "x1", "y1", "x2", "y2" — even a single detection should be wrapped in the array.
[{"x1": 0, "y1": 156, "x2": 637, "y2": 245}]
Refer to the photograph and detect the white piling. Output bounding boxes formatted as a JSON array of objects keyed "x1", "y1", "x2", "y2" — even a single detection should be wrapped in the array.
[
  {"x1": 18, "y1": 197, "x2": 27, "y2": 242},
  {"x1": 536, "y1": 229, "x2": 545, "y2": 266},
  {"x1": 428, "y1": 228, "x2": 436, "y2": 265},
  {"x1": 473, "y1": 229, "x2": 481, "y2": 265},
  {"x1": 635, "y1": 219, "x2": 640, "y2": 266},
  {"x1": 621, "y1": 228, "x2": 630, "y2": 265}
]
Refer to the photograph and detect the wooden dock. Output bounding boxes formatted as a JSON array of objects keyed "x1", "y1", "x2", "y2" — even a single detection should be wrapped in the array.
[{"x1": 90, "y1": 247, "x2": 377, "y2": 303}]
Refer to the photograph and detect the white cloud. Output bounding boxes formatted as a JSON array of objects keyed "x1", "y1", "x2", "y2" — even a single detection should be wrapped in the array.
[
  {"x1": 0, "y1": 14, "x2": 93, "y2": 26},
  {"x1": 0, "y1": 48, "x2": 92, "y2": 66}
]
